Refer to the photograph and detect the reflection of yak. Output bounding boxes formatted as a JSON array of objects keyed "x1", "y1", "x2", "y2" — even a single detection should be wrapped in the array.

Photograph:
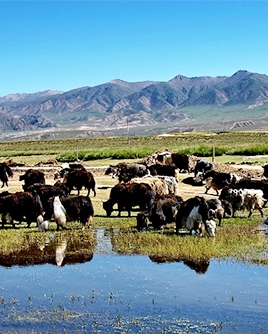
[
  {"x1": 149, "y1": 255, "x2": 210, "y2": 274},
  {"x1": 0, "y1": 162, "x2": 13, "y2": 188},
  {"x1": 0, "y1": 243, "x2": 93, "y2": 267}
]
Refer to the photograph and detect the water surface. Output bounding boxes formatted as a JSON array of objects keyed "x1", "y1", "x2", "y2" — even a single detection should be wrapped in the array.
[{"x1": 0, "y1": 229, "x2": 267, "y2": 333}]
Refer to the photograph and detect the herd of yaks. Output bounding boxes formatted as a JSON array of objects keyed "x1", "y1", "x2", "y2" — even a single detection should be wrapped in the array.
[{"x1": 0, "y1": 151, "x2": 268, "y2": 236}]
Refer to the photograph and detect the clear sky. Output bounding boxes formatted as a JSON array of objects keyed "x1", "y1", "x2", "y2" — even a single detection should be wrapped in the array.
[{"x1": 1, "y1": 1, "x2": 268, "y2": 97}]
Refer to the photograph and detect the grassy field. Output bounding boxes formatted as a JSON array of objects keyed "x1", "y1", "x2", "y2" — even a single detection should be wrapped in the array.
[
  {"x1": 0, "y1": 169, "x2": 268, "y2": 266},
  {"x1": 0, "y1": 131, "x2": 268, "y2": 266},
  {"x1": 1, "y1": 131, "x2": 268, "y2": 165}
]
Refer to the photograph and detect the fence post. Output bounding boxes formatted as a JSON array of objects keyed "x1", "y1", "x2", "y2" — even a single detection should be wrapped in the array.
[{"x1": 212, "y1": 146, "x2": 215, "y2": 162}]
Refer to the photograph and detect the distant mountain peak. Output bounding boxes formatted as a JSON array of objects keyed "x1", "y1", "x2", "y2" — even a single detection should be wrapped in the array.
[
  {"x1": 1, "y1": 70, "x2": 268, "y2": 139},
  {"x1": 234, "y1": 69, "x2": 251, "y2": 75},
  {"x1": 109, "y1": 79, "x2": 128, "y2": 84},
  {"x1": 172, "y1": 74, "x2": 187, "y2": 80},
  {"x1": 231, "y1": 70, "x2": 252, "y2": 79}
]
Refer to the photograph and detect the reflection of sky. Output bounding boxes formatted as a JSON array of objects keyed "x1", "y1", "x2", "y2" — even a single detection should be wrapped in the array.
[{"x1": 1, "y1": 256, "x2": 268, "y2": 333}]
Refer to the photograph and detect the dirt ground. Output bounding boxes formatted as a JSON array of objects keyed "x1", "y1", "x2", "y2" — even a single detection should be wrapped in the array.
[{"x1": 5, "y1": 161, "x2": 264, "y2": 203}]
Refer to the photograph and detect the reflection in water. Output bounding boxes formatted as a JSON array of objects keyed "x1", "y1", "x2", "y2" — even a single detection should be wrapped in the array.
[
  {"x1": 95, "y1": 228, "x2": 114, "y2": 254},
  {"x1": 96, "y1": 228, "x2": 211, "y2": 273},
  {"x1": 39, "y1": 236, "x2": 68, "y2": 266},
  {"x1": 39, "y1": 237, "x2": 68, "y2": 266},
  {"x1": 149, "y1": 255, "x2": 210, "y2": 274},
  {"x1": 0, "y1": 234, "x2": 93, "y2": 267},
  {"x1": 255, "y1": 223, "x2": 268, "y2": 235},
  {"x1": 55, "y1": 240, "x2": 67, "y2": 266},
  {"x1": 0, "y1": 227, "x2": 268, "y2": 332},
  {"x1": 0, "y1": 255, "x2": 268, "y2": 333}
]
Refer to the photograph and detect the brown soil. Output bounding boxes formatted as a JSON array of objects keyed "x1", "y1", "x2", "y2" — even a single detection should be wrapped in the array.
[{"x1": 4, "y1": 162, "x2": 264, "y2": 201}]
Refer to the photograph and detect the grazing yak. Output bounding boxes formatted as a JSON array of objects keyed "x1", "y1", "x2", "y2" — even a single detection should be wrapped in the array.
[
  {"x1": 0, "y1": 162, "x2": 13, "y2": 188},
  {"x1": 219, "y1": 186, "x2": 265, "y2": 217},
  {"x1": 105, "y1": 162, "x2": 149, "y2": 183},
  {"x1": 53, "y1": 180, "x2": 70, "y2": 194},
  {"x1": 148, "y1": 164, "x2": 179, "y2": 181},
  {"x1": 26, "y1": 183, "x2": 69, "y2": 212},
  {"x1": 103, "y1": 182, "x2": 155, "y2": 217},
  {"x1": 206, "y1": 198, "x2": 232, "y2": 226},
  {"x1": 262, "y1": 164, "x2": 268, "y2": 180},
  {"x1": 130, "y1": 175, "x2": 179, "y2": 196},
  {"x1": 149, "y1": 194, "x2": 184, "y2": 230},
  {"x1": 156, "y1": 152, "x2": 189, "y2": 173},
  {"x1": 203, "y1": 170, "x2": 240, "y2": 195},
  {"x1": 60, "y1": 162, "x2": 86, "y2": 170},
  {"x1": 194, "y1": 159, "x2": 214, "y2": 184},
  {"x1": 59, "y1": 169, "x2": 96, "y2": 197},
  {"x1": 175, "y1": 196, "x2": 216, "y2": 236},
  {"x1": 19, "y1": 169, "x2": 45, "y2": 190},
  {"x1": 234, "y1": 178, "x2": 268, "y2": 206},
  {"x1": 136, "y1": 212, "x2": 149, "y2": 231},
  {"x1": 157, "y1": 175, "x2": 180, "y2": 195},
  {"x1": 44, "y1": 195, "x2": 94, "y2": 230},
  {"x1": 129, "y1": 176, "x2": 169, "y2": 197},
  {"x1": 0, "y1": 191, "x2": 44, "y2": 228},
  {"x1": 131, "y1": 175, "x2": 179, "y2": 195},
  {"x1": 136, "y1": 194, "x2": 184, "y2": 231},
  {"x1": 54, "y1": 162, "x2": 86, "y2": 179},
  {"x1": 47, "y1": 196, "x2": 67, "y2": 230}
]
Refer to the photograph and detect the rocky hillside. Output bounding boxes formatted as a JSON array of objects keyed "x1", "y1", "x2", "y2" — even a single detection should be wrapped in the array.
[{"x1": 1, "y1": 70, "x2": 268, "y2": 140}]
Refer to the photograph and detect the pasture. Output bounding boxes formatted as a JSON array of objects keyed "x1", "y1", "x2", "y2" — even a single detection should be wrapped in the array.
[
  {"x1": 1, "y1": 132, "x2": 268, "y2": 332},
  {"x1": 2, "y1": 131, "x2": 268, "y2": 164},
  {"x1": 0, "y1": 156, "x2": 267, "y2": 265}
]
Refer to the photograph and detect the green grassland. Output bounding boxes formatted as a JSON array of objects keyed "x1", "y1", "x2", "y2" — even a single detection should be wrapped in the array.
[
  {"x1": 2, "y1": 131, "x2": 268, "y2": 165},
  {"x1": 0, "y1": 131, "x2": 268, "y2": 266}
]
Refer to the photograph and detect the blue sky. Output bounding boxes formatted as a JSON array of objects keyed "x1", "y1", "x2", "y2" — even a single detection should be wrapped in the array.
[{"x1": 1, "y1": 1, "x2": 268, "y2": 96}]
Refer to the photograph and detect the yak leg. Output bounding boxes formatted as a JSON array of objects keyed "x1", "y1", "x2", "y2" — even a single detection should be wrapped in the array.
[
  {"x1": 256, "y1": 204, "x2": 264, "y2": 217},
  {"x1": 248, "y1": 205, "x2": 263, "y2": 218},
  {"x1": 117, "y1": 204, "x2": 123, "y2": 217},
  {"x1": 126, "y1": 205, "x2": 132, "y2": 217},
  {"x1": 82, "y1": 216, "x2": 93, "y2": 230}
]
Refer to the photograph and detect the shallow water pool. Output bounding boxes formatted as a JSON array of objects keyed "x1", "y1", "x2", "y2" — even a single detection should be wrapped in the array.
[{"x1": 1, "y1": 249, "x2": 268, "y2": 333}]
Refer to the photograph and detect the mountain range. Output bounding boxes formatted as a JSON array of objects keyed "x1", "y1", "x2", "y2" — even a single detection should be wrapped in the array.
[{"x1": 1, "y1": 70, "x2": 268, "y2": 140}]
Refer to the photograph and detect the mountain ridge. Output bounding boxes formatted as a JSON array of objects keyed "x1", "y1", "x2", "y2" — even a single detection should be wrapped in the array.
[{"x1": 1, "y1": 70, "x2": 268, "y2": 140}]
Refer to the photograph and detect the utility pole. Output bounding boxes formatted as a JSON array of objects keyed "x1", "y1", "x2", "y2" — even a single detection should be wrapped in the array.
[
  {"x1": 127, "y1": 118, "x2": 130, "y2": 144},
  {"x1": 222, "y1": 116, "x2": 226, "y2": 132},
  {"x1": 212, "y1": 146, "x2": 215, "y2": 162}
]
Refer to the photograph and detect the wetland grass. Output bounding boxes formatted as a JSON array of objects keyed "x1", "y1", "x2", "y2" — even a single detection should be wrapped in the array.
[
  {"x1": 107, "y1": 216, "x2": 268, "y2": 265},
  {"x1": 0, "y1": 191, "x2": 267, "y2": 266},
  {"x1": 0, "y1": 224, "x2": 96, "y2": 266}
]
